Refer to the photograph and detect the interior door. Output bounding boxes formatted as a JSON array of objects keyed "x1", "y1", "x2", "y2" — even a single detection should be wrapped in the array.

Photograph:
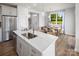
[{"x1": 31, "y1": 13, "x2": 39, "y2": 30}]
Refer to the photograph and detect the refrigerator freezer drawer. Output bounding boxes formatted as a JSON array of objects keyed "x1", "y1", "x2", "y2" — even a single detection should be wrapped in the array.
[{"x1": 2, "y1": 31, "x2": 9, "y2": 41}]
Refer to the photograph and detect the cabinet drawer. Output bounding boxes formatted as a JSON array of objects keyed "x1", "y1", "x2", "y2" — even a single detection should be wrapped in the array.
[
  {"x1": 31, "y1": 48, "x2": 37, "y2": 54},
  {"x1": 30, "y1": 47, "x2": 41, "y2": 56}
]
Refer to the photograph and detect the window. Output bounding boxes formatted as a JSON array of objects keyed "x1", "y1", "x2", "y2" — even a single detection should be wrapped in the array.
[
  {"x1": 50, "y1": 12, "x2": 63, "y2": 25},
  {"x1": 49, "y1": 11, "x2": 64, "y2": 33},
  {"x1": 51, "y1": 14, "x2": 56, "y2": 24},
  {"x1": 57, "y1": 13, "x2": 63, "y2": 24}
]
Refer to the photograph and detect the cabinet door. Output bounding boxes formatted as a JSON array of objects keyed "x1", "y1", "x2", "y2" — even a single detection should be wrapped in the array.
[
  {"x1": 1, "y1": 5, "x2": 17, "y2": 16},
  {"x1": 30, "y1": 46, "x2": 41, "y2": 56},
  {"x1": 0, "y1": 29, "x2": 2, "y2": 42},
  {"x1": 11, "y1": 7, "x2": 17, "y2": 16},
  {"x1": 17, "y1": 36, "x2": 30, "y2": 56},
  {"x1": 22, "y1": 42, "x2": 30, "y2": 56},
  {"x1": 17, "y1": 37, "x2": 23, "y2": 56},
  {"x1": 2, "y1": 5, "x2": 10, "y2": 15}
]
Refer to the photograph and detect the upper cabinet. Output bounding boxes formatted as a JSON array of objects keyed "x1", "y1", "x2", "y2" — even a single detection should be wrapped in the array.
[{"x1": 1, "y1": 5, "x2": 17, "y2": 16}]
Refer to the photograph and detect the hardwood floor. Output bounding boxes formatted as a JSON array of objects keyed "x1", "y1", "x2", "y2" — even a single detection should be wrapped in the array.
[
  {"x1": 55, "y1": 34, "x2": 79, "y2": 56},
  {"x1": 0, "y1": 34, "x2": 79, "y2": 56},
  {"x1": 0, "y1": 39, "x2": 17, "y2": 56}
]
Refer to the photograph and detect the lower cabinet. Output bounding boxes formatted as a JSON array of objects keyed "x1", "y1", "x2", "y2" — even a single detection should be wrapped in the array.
[
  {"x1": 17, "y1": 36, "x2": 41, "y2": 56},
  {"x1": 16, "y1": 37, "x2": 22, "y2": 56},
  {"x1": 22, "y1": 41, "x2": 30, "y2": 56},
  {"x1": 0, "y1": 29, "x2": 2, "y2": 42},
  {"x1": 30, "y1": 46, "x2": 41, "y2": 56},
  {"x1": 17, "y1": 36, "x2": 30, "y2": 56}
]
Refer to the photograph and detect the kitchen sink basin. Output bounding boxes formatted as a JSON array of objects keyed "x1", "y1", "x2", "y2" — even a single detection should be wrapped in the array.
[{"x1": 22, "y1": 32, "x2": 37, "y2": 39}]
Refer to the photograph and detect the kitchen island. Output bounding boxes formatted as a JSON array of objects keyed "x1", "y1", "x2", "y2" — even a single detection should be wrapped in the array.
[{"x1": 14, "y1": 30, "x2": 58, "y2": 56}]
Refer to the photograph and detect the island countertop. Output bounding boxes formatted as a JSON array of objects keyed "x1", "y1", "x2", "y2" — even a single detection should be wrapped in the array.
[{"x1": 14, "y1": 30, "x2": 58, "y2": 53}]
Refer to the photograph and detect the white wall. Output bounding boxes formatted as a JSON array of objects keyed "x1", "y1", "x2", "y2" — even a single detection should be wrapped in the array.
[
  {"x1": 31, "y1": 3, "x2": 75, "y2": 12},
  {"x1": 39, "y1": 12, "x2": 45, "y2": 27},
  {"x1": 17, "y1": 5, "x2": 29, "y2": 30},
  {"x1": 64, "y1": 7, "x2": 75, "y2": 35},
  {"x1": 44, "y1": 3, "x2": 75, "y2": 12},
  {"x1": 44, "y1": 12, "x2": 49, "y2": 26},
  {"x1": 75, "y1": 4, "x2": 79, "y2": 52},
  {"x1": 75, "y1": 4, "x2": 79, "y2": 39},
  {"x1": 17, "y1": 3, "x2": 75, "y2": 30},
  {"x1": 39, "y1": 12, "x2": 50, "y2": 28}
]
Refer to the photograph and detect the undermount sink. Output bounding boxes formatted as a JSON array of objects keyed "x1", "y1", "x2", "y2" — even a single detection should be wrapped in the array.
[{"x1": 22, "y1": 32, "x2": 37, "y2": 39}]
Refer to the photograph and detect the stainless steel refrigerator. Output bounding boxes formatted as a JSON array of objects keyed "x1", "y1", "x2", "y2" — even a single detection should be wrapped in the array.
[{"x1": 2, "y1": 15, "x2": 17, "y2": 42}]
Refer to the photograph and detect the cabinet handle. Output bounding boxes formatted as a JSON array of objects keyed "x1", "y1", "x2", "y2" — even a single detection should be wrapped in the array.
[
  {"x1": 31, "y1": 49, "x2": 36, "y2": 54},
  {"x1": 20, "y1": 43, "x2": 21, "y2": 49},
  {"x1": 31, "y1": 54, "x2": 34, "y2": 56}
]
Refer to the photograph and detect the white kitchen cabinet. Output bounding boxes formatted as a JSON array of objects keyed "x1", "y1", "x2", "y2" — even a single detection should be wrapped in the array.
[
  {"x1": 30, "y1": 46, "x2": 41, "y2": 56},
  {"x1": 16, "y1": 35, "x2": 54, "y2": 56},
  {"x1": 0, "y1": 28, "x2": 2, "y2": 42},
  {"x1": 17, "y1": 36, "x2": 30, "y2": 56},
  {"x1": 15, "y1": 30, "x2": 58, "y2": 56},
  {"x1": 10, "y1": 7, "x2": 17, "y2": 16},
  {"x1": 17, "y1": 36, "x2": 41, "y2": 56},
  {"x1": 22, "y1": 41, "x2": 30, "y2": 56},
  {"x1": 1, "y1": 5, "x2": 17, "y2": 16},
  {"x1": 16, "y1": 36, "x2": 54, "y2": 56},
  {"x1": 17, "y1": 37, "x2": 23, "y2": 56}
]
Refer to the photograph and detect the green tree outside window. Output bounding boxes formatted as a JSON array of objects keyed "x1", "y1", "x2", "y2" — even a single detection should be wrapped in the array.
[{"x1": 51, "y1": 13, "x2": 63, "y2": 24}]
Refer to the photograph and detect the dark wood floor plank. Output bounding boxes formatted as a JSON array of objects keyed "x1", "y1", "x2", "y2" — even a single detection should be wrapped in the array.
[{"x1": 0, "y1": 39, "x2": 17, "y2": 56}]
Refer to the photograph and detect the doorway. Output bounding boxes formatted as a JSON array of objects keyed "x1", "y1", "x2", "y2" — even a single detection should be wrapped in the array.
[{"x1": 28, "y1": 12, "x2": 39, "y2": 30}]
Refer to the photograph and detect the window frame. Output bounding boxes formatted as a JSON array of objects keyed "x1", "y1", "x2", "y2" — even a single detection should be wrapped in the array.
[{"x1": 49, "y1": 12, "x2": 63, "y2": 25}]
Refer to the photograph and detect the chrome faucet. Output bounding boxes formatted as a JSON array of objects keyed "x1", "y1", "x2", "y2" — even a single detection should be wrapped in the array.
[
  {"x1": 32, "y1": 24, "x2": 35, "y2": 35},
  {"x1": 33, "y1": 28, "x2": 34, "y2": 34}
]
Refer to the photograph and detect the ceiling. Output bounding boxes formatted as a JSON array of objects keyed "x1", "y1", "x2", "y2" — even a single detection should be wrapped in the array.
[{"x1": 7, "y1": 3, "x2": 75, "y2": 12}]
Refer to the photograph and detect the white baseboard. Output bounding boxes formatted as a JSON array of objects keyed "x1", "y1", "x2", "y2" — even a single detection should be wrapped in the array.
[
  {"x1": 75, "y1": 39, "x2": 79, "y2": 52},
  {"x1": 65, "y1": 33, "x2": 75, "y2": 37}
]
